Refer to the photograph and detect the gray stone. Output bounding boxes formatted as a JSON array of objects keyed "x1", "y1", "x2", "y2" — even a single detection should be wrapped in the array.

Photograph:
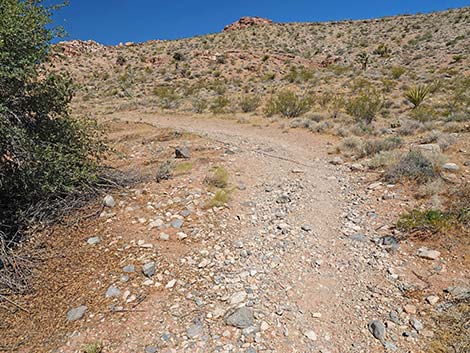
[
  {"x1": 350, "y1": 233, "x2": 367, "y2": 242},
  {"x1": 105, "y1": 285, "x2": 120, "y2": 298},
  {"x1": 67, "y1": 305, "x2": 87, "y2": 321},
  {"x1": 224, "y1": 307, "x2": 254, "y2": 329},
  {"x1": 123, "y1": 265, "x2": 135, "y2": 273},
  {"x1": 171, "y1": 218, "x2": 184, "y2": 229},
  {"x1": 444, "y1": 286, "x2": 470, "y2": 300},
  {"x1": 187, "y1": 323, "x2": 204, "y2": 338},
  {"x1": 175, "y1": 146, "x2": 191, "y2": 159},
  {"x1": 145, "y1": 346, "x2": 158, "y2": 353},
  {"x1": 87, "y1": 236, "x2": 100, "y2": 245},
  {"x1": 410, "y1": 317, "x2": 423, "y2": 331},
  {"x1": 415, "y1": 144, "x2": 441, "y2": 155},
  {"x1": 368, "y1": 320, "x2": 386, "y2": 341},
  {"x1": 301, "y1": 224, "x2": 312, "y2": 232},
  {"x1": 180, "y1": 209, "x2": 192, "y2": 217},
  {"x1": 383, "y1": 341, "x2": 398, "y2": 351},
  {"x1": 442, "y1": 163, "x2": 460, "y2": 171},
  {"x1": 330, "y1": 156, "x2": 344, "y2": 165},
  {"x1": 142, "y1": 262, "x2": 156, "y2": 277},
  {"x1": 103, "y1": 195, "x2": 115, "y2": 208},
  {"x1": 245, "y1": 348, "x2": 257, "y2": 353},
  {"x1": 276, "y1": 194, "x2": 290, "y2": 204}
]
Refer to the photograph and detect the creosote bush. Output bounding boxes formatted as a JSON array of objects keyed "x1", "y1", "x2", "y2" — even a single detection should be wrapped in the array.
[
  {"x1": 264, "y1": 89, "x2": 311, "y2": 118},
  {"x1": 345, "y1": 90, "x2": 383, "y2": 124}
]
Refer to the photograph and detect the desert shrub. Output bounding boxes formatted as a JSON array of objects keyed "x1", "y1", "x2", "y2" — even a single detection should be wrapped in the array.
[
  {"x1": 153, "y1": 86, "x2": 179, "y2": 109},
  {"x1": 390, "y1": 66, "x2": 406, "y2": 79},
  {"x1": 449, "y1": 183, "x2": 470, "y2": 226},
  {"x1": 0, "y1": 0, "x2": 105, "y2": 241},
  {"x1": 397, "y1": 118, "x2": 425, "y2": 135},
  {"x1": 362, "y1": 137, "x2": 403, "y2": 157},
  {"x1": 397, "y1": 209, "x2": 451, "y2": 233},
  {"x1": 410, "y1": 105, "x2": 439, "y2": 122},
  {"x1": 448, "y1": 76, "x2": 470, "y2": 114},
  {"x1": 192, "y1": 98, "x2": 208, "y2": 113},
  {"x1": 264, "y1": 90, "x2": 311, "y2": 118},
  {"x1": 82, "y1": 342, "x2": 103, "y2": 353},
  {"x1": 373, "y1": 43, "x2": 391, "y2": 57},
  {"x1": 155, "y1": 160, "x2": 174, "y2": 182},
  {"x1": 239, "y1": 94, "x2": 260, "y2": 113},
  {"x1": 116, "y1": 55, "x2": 126, "y2": 66},
  {"x1": 405, "y1": 85, "x2": 430, "y2": 109},
  {"x1": 385, "y1": 151, "x2": 438, "y2": 183},
  {"x1": 345, "y1": 90, "x2": 383, "y2": 124},
  {"x1": 284, "y1": 66, "x2": 314, "y2": 83},
  {"x1": 172, "y1": 51, "x2": 185, "y2": 61},
  {"x1": 210, "y1": 95, "x2": 230, "y2": 114}
]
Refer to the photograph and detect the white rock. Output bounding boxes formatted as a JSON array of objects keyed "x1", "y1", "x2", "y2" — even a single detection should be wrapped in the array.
[
  {"x1": 303, "y1": 329, "x2": 317, "y2": 341},
  {"x1": 166, "y1": 279, "x2": 176, "y2": 289},
  {"x1": 229, "y1": 291, "x2": 247, "y2": 305},
  {"x1": 103, "y1": 195, "x2": 115, "y2": 208},
  {"x1": 417, "y1": 247, "x2": 441, "y2": 260}
]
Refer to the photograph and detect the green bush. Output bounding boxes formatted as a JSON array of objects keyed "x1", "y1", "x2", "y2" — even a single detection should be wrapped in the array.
[
  {"x1": 397, "y1": 209, "x2": 451, "y2": 233},
  {"x1": 0, "y1": 1, "x2": 104, "y2": 240},
  {"x1": 239, "y1": 94, "x2": 260, "y2": 113},
  {"x1": 345, "y1": 90, "x2": 383, "y2": 124},
  {"x1": 265, "y1": 90, "x2": 311, "y2": 118}
]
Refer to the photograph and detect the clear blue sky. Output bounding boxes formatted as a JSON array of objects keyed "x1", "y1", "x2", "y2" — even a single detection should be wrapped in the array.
[{"x1": 45, "y1": 0, "x2": 470, "y2": 45}]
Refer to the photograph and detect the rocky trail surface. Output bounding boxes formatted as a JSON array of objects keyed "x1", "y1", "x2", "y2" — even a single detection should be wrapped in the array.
[{"x1": 5, "y1": 115, "x2": 466, "y2": 353}]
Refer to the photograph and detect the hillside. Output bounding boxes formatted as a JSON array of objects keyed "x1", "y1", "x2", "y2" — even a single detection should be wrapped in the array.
[{"x1": 2, "y1": 7, "x2": 469, "y2": 353}]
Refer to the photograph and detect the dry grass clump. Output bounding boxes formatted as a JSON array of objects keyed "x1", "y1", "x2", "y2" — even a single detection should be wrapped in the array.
[
  {"x1": 82, "y1": 342, "x2": 103, "y2": 353},
  {"x1": 204, "y1": 166, "x2": 229, "y2": 188},
  {"x1": 340, "y1": 136, "x2": 402, "y2": 158},
  {"x1": 385, "y1": 150, "x2": 439, "y2": 183},
  {"x1": 429, "y1": 299, "x2": 470, "y2": 352},
  {"x1": 204, "y1": 166, "x2": 231, "y2": 208}
]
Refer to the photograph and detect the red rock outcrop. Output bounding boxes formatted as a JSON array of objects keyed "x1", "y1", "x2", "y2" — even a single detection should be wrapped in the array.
[{"x1": 223, "y1": 17, "x2": 273, "y2": 32}]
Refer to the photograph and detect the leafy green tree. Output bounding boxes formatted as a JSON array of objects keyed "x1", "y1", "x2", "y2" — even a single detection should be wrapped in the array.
[{"x1": 0, "y1": 0, "x2": 104, "y2": 240}]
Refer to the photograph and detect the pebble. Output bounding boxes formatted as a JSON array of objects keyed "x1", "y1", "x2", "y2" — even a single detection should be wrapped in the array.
[
  {"x1": 103, "y1": 195, "x2": 115, "y2": 208},
  {"x1": 123, "y1": 265, "x2": 135, "y2": 273},
  {"x1": 187, "y1": 322, "x2": 204, "y2": 338},
  {"x1": 230, "y1": 291, "x2": 247, "y2": 305},
  {"x1": 426, "y1": 295, "x2": 439, "y2": 305},
  {"x1": 441, "y1": 163, "x2": 460, "y2": 171},
  {"x1": 171, "y1": 218, "x2": 184, "y2": 229},
  {"x1": 166, "y1": 279, "x2": 177, "y2": 289},
  {"x1": 301, "y1": 224, "x2": 312, "y2": 232},
  {"x1": 159, "y1": 233, "x2": 170, "y2": 241},
  {"x1": 410, "y1": 317, "x2": 423, "y2": 331},
  {"x1": 142, "y1": 262, "x2": 156, "y2": 277},
  {"x1": 144, "y1": 346, "x2": 158, "y2": 353},
  {"x1": 105, "y1": 285, "x2": 120, "y2": 298},
  {"x1": 67, "y1": 305, "x2": 87, "y2": 321},
  {"x1": 303, "y1": 329, "x2": 317, "y2": 341},
  {"x1": 368, "y1": 320, "x2": 386, "y2": 341},
  {"x1": 403, "y1": 304, "x2": 417, "y2": 315},
  {"x1": 87, "y1": 237, "x2": 100, "y2": 245},
  {"x1": 224, "y1": 307, "x2": 254, "y2": 329}
]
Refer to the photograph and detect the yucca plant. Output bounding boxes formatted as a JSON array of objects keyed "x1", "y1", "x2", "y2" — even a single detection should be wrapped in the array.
[{"x1": 405, "y1": 85, "x2": 430, "y2": 109}]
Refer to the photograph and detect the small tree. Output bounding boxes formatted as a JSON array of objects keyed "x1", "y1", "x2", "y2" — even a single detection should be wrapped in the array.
[{"x1": 0, "y1": 0, "x2": 104, "y2": 241}]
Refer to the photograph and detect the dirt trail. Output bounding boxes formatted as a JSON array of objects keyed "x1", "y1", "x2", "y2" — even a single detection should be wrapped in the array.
[{"x1": 53, "y1": 113, "x2": 442, "y2": 352}]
